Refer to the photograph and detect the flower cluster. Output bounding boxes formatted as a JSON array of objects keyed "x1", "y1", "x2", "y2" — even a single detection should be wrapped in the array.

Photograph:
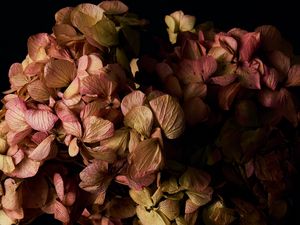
[{"x1": 0, "y1": 1, "x2": 300, "y2": 225}]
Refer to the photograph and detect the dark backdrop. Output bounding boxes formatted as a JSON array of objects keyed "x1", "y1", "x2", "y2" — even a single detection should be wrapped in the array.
[{"x1": 0, "y1": 0, "x2": 299, "y2": 224}]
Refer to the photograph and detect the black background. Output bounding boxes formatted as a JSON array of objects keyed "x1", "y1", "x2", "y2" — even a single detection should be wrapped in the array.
[{"x1": 0, "y1": 0, "x2": 299, "y2": 224}]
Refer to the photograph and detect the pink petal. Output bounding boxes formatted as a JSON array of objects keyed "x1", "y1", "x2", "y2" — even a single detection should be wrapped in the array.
[
  {"x1": 121, "y1": 91, "x2": 146, "y2": 116},
  {"x1": 5, "y1": 98, "x2": 28, "y2": 132},
  {"x1": 263, "y1": 67, "x2": 279, "y2": 90},
  {"x1": 218, "y1": 82, "x2": 241, "y2": 110},
  {"x1": 183, "y1": 82, "x2": 207, "y2": 101},
  {"x1": 80, "y1": 72, "x2": 117, "y2": 96},
  {"x1": 1, "y1": 178, "x2": 23, "y2": 215},
  {"x1": 54, "y1": 173, "x2": 65, "y2": 202},
  {"x1": 176, "y1": 59, "x2": 203, "y2": 84},
  {"x1": 7, "y1": 157, "x2": 40, "y2": 178},
  {"x1": 210, "y1": 73, "x2": 237, "y2": 86},
  {"x1": 27, "y1": 33, "x2": 50, "y2": 61},
  {"x1": 44, "y1": 59, "x2": 76, "y2": 88},
  {"x1": 55, "y1": 101, "x2": 82, "y2": 137},
  {"x1": 82, "y1": 116, "x2": 114, "y2": 143},
  {"x1": 28, "y1": 135, "x2": 56, "y2": 161},
  {"x1": 7, "y1": 128, "x2": 32, "y2": 146},
  {"x1": 8, "y1": 63, "x2": 29, "y2": 90},
  {"x1": 31, "y1": 131, "x2": 48, "y2": 144},
  {"x1": 239, "y1": 32, "x2": 260, "y2": 62},
  {"x1": 199, "y1": 56, "x2": 217, "y2": 81},
  {"x1": 23, "y1": 62, "x2": 44, "y2": 76},
  {"x1": 80, "y1": 100, "x2": 103, "y2": 120},
  {"x1": 25, "y1": 109, "x2": 58, "y2": 132},
  {"x1": 286, "y1": 64, "x2": 300, "y2": 87},
  {"x1": 217, "y1": 33, "x2": 238, "y2": 54},
  {"x1": 237, "y1": 65, "x2": 261, "y2": 89},
  {"x1": 258, "y1": 89, "x2": 279, "y2": 108},
  {"x1": 54, "y1": 200, "x2": 70, "y2": 223}
]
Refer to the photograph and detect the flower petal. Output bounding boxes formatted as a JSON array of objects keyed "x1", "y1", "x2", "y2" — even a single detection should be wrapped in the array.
[
  {"x1": 44, "y1": 59, "x2": 76, "y2": 88},
  {"x1": 28, "y1": 135, "x2": 56, "y2": 161},
  {"x1": 68, "y1": 137, "x2": 80, "y2": 157},
  {"x1": 1, "y1": 178, "x2": 23, "y2": 215},
  {"x1": 255, "y1": 25, "x2": 282, "y2": 51},
  {"x1": 149, "y1": 94, "x2": 185, "y2": 139},
  {"x1": 55, "y1": 101, "x2": 82, "y2": 137},
  {"x1": 183, "y1": 97, "x2": 209, "y2": 125},
  {"x1": 27, "y1": 33, "x2": 50, "y2": 62},
  {"x1": 25, "y1": 109, "x2": 58, "y2": 132},
  {"x1": 82, "y1": 116, "x2": 114, "y2": 143},
  {"x1": 121, "y1": 91, "x2": 146, "y2": 116},
  {"x1": 199, "y1": 56, "x2": 217, "y2": 81},
  {"x1": 268, "y1": 50, "x2": 290, "y2": 75},
  {"x1": 5, "y1": 98, "x2": 28, "y2": 132},
  {"x1": 136, "y1": 205, "x2": 170, "y2": 225},
  {"x1": 27, "y1": 80, "x2": 51, "y2": 102},
  {"x1": 54, "y1": 173, "x2": 65, "y2": 202},
  {"x1": 7, "y1": 157, "x2": 40, "y2": 178},
  {"x1": 258, "y1": 89, "x2": 279, "y2": 108},
  {"x1": 237, "y1": 65, "x2": 261, "y2": 89},
  {"x1": 54, "y1": 200, "x2": 70, "y2": 223},
  {"x1": 70, "y1": 3, "x2": 104, "y2": 33},
  {"x1": 263, "y1": 67, "x2": 279, "y2": 90},
  {"x1": 0, "y1": 154, "x2": 15, "y2": 173},
  {"x1": 218, "y1": 82, "x2": 241, "y2": 110},
  {"x1": 286, "y1": 64, "x2": 300, "y2": 87},
  {"x1": 239, "y1": 32, "x2": 260, "y2": 62},
  {"x1": 183, "y1": 82, "x2": 207, "y2": 101},
  {"x1": 0, "y1": 210, "x2": 16, "y2": 225},
  {"x1": 98, "y1": 0, "x2": 128, "y2": 14},
  {"x1": 124, "y1": 106, "x2": 153, "y2": 137}
]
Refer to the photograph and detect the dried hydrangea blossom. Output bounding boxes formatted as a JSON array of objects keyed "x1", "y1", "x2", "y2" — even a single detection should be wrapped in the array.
[{"x1": 1, "y1": 1, "x2": 300, "y2": 225}]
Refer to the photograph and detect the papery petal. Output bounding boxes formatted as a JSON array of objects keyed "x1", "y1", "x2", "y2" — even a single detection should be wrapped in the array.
[
  {"x1": 79, "y1": 160, "x2": 111, "y2": 193},
  {"x1": 149, "y1": 95, "x2": 185, "y2": 139},
  {"x1": 27, "y1": 80, "x2": 51, "y2": 102},
  {"x1": 53, "y1": 24, "x2": 82, "y2": 44},
  {"x1": 129, "y1": 188, "x2": 153, "y2": 207},
  {"x1": 23, "y1": 62, "x2": 44, "y2": 76},
  {"x1": 44, "y1": 59, "x2": 76, "y2": 88},
  {"x1": 199, "y1": 56, "x2": 217, "y2": 81},
  {"x1": 124, "y1": 106, "x2": 153, "y2": 137},
  {"x1": 0, "y1": 154, "x2": 15, "y2": 173},
  {"x1": 255, "y1": 25, "x2": 282, "y2": 51},
  {"x1": 179, "y1": 14, "x2": 196, "y2": 32},
  {"x1": 286, "y1": 64, "x2": 300, "y2": 87},
  {"x1": 239, "y1": 32, "x2": 260, "y2": 62},
  {"x1": 82, "y1": 116, "x2": 114, "y2": 143},
  {"x1": 183, "y1": 97, "x2": 209, "y2": 125},
  {"x1": 99, "y1": 0, "x2": 128, "y2": 14},
  {"x1": 263, "y1": 67, "x2": 279, "y2": 90},
  {"x1": 54, "y1": 173, "x2": 65, "y2": 202},
  {"x1": 5, "y1": 98, "x2": 28, "y2": 132},
  {"x1": 28, "y1": 135, "x2": 56, "y2": 161},
  {"x1": 179, "y1": 167, "x2": 211, "y2": 192},
  {"x1": 176, "y1": 59, "x2": 203, "y2": 84},
  {"x1": 128, "y1": 138, "x2": 163, "y2": 179},
  {"x1": 80, "y1": 100, "x2": 104, "y2": 120},
  {"x1": 210, "y1": 73, "x2": 237, "y2": 86},
  {"x1": 70, "y1": 3, "x2": 104, "y2": 33},
  {"x1": 85, "y1": 145, "x2": 116, "y2": 163},
  {"x1": 183, "y1": 82, "x2": 207, "y2": 101},
  {"x1": 64, "y1": 77, "x2": 80, "y2": 99},
  {"x1": 268, "y1": 50, "x2": 290, "y2": 75},
  {"x1": 136, "y1": 205, "x2": 170, "y2": 225},
  {"x1": 0, "y1": 137, "x2": 8, "y2": 154},
  {"x1": 86, "y1": 54, "x2": 103, "y2": 74},
  {"x1": 25, "y1": 109, "x2": 58, "y2": 132},
  {"x1": 128, "y1": 129, "x2": 140, "y2": 153},
  {"x1": 8, "y1": 157, "x2": 40, "y2": 178},
  {"x1": 203, "y1": 201, "x2": 236, "y2": 225},
  {"x1": 159, "y1": 199, "x2": 180, "y2": 221},
  {"x1": 101, "y1": 128, "x2": 129, "y2": 155},
  {"x1": 1, "y1": 178, "x2": 23, "y2": 216},
  {"x1": 22, "y1": 176, "x2": 48, "y2": 208},
  {"x1": 237, "y1": 65, "x2": 261, "y2": 89},
  {"x1": 217, "y1": 33, "x2": 238, "y2": 54},
  {"x1": 54, "y1": 200, "x2": 70, "y2": 223},
  {"x1": 7, "y1": 129, "x2": 32, "y2": 146},
  {"x1": 69, "y1": 137, "x2": 80, "y2": 157},
  {"x1": 86, "y1": 18, "x2": 118, "y2": 47},
  {"x1": 121, "y1": 91, "x2": 146, "y2": 116},
  {"x1": 55, "y1": 101, "x2": 82, "y2": 137},
  {"x1": 80, "y1": 73, "x2": 117, "y2": 96},
  {"x1": 27, "y1": 33, "x2": 50, "y2": 61},
  {"x1": 218, "y1": 82, "x2": 241, "y2": 110},
  {"x1": 55, "y1": 7, "x2": 73, "y2": 24}
]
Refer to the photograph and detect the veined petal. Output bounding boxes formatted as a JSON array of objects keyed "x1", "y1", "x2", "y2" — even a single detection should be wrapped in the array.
[
  {"x1": 7, "y1": 129, "x2": 32, "y2": 146},
  {"x1": 82, "y1": 116, "x2": 114, "y2": 143},
  {"x1": 239, "y1": 32, "x2": 260, "y2": 62},
  {"x1": 55, "y1": 101, "x2": 82, "y2": 137},
  {"x1": 27, "y1": 80, "x2": 51, "y2": 102},
  {"x1": 70, "y1": 3, "x2": 104, "y2": 33},
  {"x1": 176, "y1": 59, "x2": 203, "y2": 84},
  {"x1": 53, "y1": 173, "x2": 65, "y2": 202},
  {"x1": 44, "y1": 59, "x2": 76, "y2": 88},
  {"x1": 263, "y1": 67, "x2": 279, "y2": 90},
  {"x1": 28, "y1": 135, "x2": 56, "y2": 161},
  {"x1": 199, "y1": 56, "x2": 217, "y2": 81},
  {"x1": 98, "y1": 1, "x2": 128, "y2": 14},
  {"x1": 25, "y1": 109, "x2": 58, "y2": 132},
  {"x1": 7, "y1": 157, "x2": 40, "y2": 178},
  {"x1": 218, "y1": 82, "x2": 241, "y2": 110},
  {"x1": 124, "y1": 106, "x2": 153, "y2": 137},
  {"x1": 5, "y1": 98, "x2": 28, "y2": 132},
  {"x1": 121, "y1": 91, "x2": 146, "y2": 116},
  {"x1": 27, "y1": 33, "x2": 50, "y2": 62},
  {"x1": 150, "y1": 95, "x2": 185, "y2": 139},
  {"x1": 55, "y1": 7, "x2": 73, "y2": 24}
]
